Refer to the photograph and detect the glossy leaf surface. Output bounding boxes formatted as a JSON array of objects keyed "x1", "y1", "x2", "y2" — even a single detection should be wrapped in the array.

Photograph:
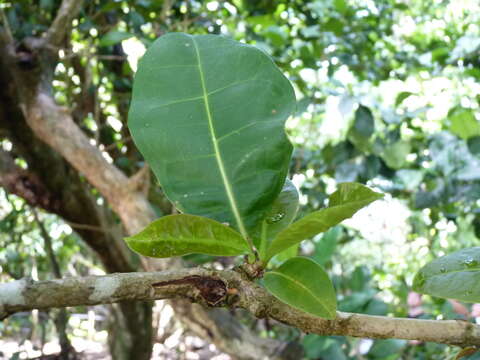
[
  {"x1": 413, "y1": 247, "x2": 480, "y2": 302},
  {"x1": 266, "y1": 183, "x2": 383, "y2": 260},
  {"x1": 125, "y1": 214, "x2": 250, "y2": 258},
  {"x1": 264, "y1": 257, "x2": 337, "y2": 319},
  {"x1": 128, "y1": 33, "x2": 295, "y2": 238}
]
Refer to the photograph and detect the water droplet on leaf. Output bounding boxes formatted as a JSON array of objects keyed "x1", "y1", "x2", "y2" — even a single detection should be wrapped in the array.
[
  {"x1": 266, "y1": 212, "x2": 285, "y2": 224},
  {"x1": 463, "y1": 258, "x2": 478, "y2": 268}
]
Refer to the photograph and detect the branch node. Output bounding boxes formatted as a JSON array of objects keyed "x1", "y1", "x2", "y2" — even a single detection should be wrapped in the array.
[{"x1": 152, "y1": 275, "x2": 227, "y2": 306}]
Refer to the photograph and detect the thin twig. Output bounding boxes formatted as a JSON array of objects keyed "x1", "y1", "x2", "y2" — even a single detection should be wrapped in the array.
[{"x1": 0, "y1": 8, "x2": 14, "y2": 44}]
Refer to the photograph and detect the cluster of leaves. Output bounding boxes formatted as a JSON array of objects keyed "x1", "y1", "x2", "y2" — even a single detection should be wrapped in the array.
[
  {"x1": 3, "y1": 0, "x2": 480, "y2": 358},
  {"x1": 125, "y1": 33, "x2": 383, "y2": 318}
]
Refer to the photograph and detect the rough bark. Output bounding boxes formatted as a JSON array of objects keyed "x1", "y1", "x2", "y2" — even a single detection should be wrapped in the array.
[{"x1": 1, "y1": 269, "x2": 479, "y2": 348}]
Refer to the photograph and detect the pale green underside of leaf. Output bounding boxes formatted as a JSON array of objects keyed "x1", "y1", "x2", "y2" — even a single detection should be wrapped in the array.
[
  {"x1": 266, "y1": 182, "x2": 383, "y2": 260},
  {"x1": 254, "y1": 178, "x2": 300, "y2": 261},
  {"x1": 264, "y1": 257, "x2": 337, "y2": 319},
  {"x1": 413, "y1": 247, "x2": 480, "y2": 303},
  {"x1": 128, "y1": 33, "x2": 295, "y2": 238},
  {"x1": 125, "y1": 214, "x2": 250, "y2": 258}
]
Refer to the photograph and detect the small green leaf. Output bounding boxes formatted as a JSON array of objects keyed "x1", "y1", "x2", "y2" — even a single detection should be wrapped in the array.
[
  {"x1": 353, "y1": 105, "x2": 374, "y2": 139},
  {"x1": 450, "y1": 108, "x2": 480, "y2": 140},
  {"x1": 264, "y1": 257, "x2": 337, "y2": 319},
  {"x1": 254, "y1": 178, "x2": 299, "y2": 260},
  {"x1": 266, "y1": 183, "x2": 383, "y2": 260},
  {"x1": 348, "y1": 105, "x2": 375, "y2": 152},
  {"x1": 99, "y1": 30, "x2": 134, "y2": 47},
  {"x1": 381, "y1": 141, "x2": 411, "y2": 169},
  {"x1": 413, "y1": 247, "x2": 480, "y2": 303},
  {"x1": 125, "y1": 214, "x2": 250, "y2": 258},
  {"x1": 468, "y1": 136, "x2": 480, "y2": 155},
  {"x1": 395, "y1": 91, "x2": 414, "y2": 107}
]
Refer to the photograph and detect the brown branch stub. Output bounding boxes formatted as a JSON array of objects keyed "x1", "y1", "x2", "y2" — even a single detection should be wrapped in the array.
[
  {"x1": 152, "y1": 275, "x2": 227, "y2": 305},
  {"x1": 1, "y1": 268, "x2": 480, "y2": 347}
]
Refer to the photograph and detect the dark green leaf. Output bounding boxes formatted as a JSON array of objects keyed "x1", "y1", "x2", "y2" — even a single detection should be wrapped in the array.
[
  {"x1": 125, "y1": 214, "x2": 250, "y2": 258},
  {"x1": 266, "y1": 183, "x2": 383, "y2": 260},
  {"x1": 413, "y1": 247, "x2": 480, "y2": 302},
  {"x1": 368, "y1": 339, "x2": 407, "y2": 359},
  {"x1": 348, "y1": 105, "x2": 374, "y2": 152},
  {"x1": 353, "y1": 105, "x2": 374, "y2": 138},
  {"x1": 128, "y1": 33, "x2": 295, "y2": 239},
  {"x1": 264, "y1": 257, "x2": 337, "y2": 319},
  {"x1": 99, "y1": 31, "x2": 134, "y2": 47},
  {"x1": 468, "y1": 136, "x2": 480, "y2": 155}
]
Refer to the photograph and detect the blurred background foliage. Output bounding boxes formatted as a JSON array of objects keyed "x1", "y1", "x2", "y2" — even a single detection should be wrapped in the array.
[{"x1": 1, "y1": 0, "x2": 480, "y2": 359}]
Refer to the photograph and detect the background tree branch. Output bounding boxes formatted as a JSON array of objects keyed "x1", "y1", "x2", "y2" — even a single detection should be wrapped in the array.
[
  {"x1": 1, "y1": 268, "x2": 479, "y2": 348},
  {"x1": 45, "y1": 0, "x2": 85, "y2": 47}
]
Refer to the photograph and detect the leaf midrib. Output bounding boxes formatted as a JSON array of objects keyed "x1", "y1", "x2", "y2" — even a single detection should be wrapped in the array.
[
  {"x1": 425, "y1": 267, "x2": 480, "y2": 280},
  {"x1": 266, "y1": 270, "x2": 334, "y2": 317},
  {"x1": 191, "y1": 37, "x2": 249, "y2": 243}
]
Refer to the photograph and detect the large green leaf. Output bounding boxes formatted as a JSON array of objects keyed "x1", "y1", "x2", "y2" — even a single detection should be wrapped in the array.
[
  {"x1": 125, "y1": 214, "x2": 250, "y2": 258},
  {"x1": 264, "y1": 257, "x2": 337, "y2": 319},
  {"x1": 413, "y1": 247, "x2": 480, "y2": 302},
  {"x1": 266, "y1": 183, "x2": 383, "y2": 260},
  {"x1": 254, "y1": 178, "x2": 299, "y2": 260},
  {"x1": 128, "y1": 33, "x2": 295, "y2": 240}
]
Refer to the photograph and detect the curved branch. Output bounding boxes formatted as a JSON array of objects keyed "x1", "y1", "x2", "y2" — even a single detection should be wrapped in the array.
[{"x1": 1, "y1": 268, "x2": 479, "y2": 347}]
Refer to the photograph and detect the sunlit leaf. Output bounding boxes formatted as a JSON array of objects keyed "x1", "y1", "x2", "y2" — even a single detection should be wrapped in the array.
[
  {"x1": 125, "y1": 214, "x2": 250, "y2": 258},
  {"x1": 264, "y1": 257, "x2": 337, "y2": 319},
  {"x1": 266, "y1": 183, "x2": 383, "y2": 260},
  {"x1": 450, "y1": 108, "x2": 480, "y2": 140},
  {"x1": 413, "y1": 247, "x2": 480, "y2": 302}
]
